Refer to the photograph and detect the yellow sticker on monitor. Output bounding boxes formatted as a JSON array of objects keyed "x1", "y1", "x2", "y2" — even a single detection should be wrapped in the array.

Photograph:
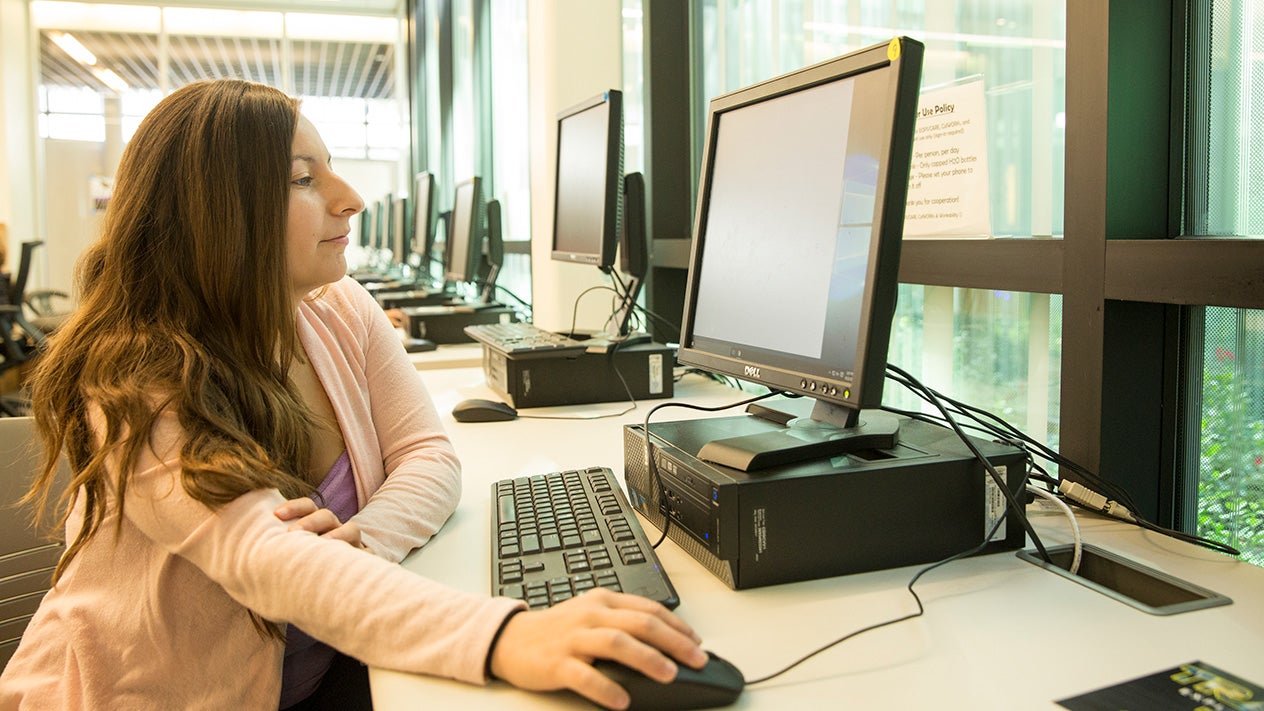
[{"x1": 888, "y1": 38, "x2": 901, "y2": 61}]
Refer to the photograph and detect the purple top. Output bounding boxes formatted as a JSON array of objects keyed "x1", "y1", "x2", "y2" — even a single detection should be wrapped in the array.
[{"x1": 279, "y1": 451, "x2": 360, "y2": 709}]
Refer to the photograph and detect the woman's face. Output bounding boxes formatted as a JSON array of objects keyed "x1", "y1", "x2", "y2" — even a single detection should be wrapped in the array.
[{"x1": 286, "y1": 115, "x2": 364, "y2": 301}]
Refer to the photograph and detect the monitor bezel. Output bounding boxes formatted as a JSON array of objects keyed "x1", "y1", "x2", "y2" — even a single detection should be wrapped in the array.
[
  {"x1": 444, "y1": 177, "x2": 483, "y2": 285},
  {"x1": 550, "y1": 89, "x2": 623, "y2": 269},
  {"x1": 412, "y1": 171, "x2": 436, "y2": 268},
  {"x1": 676, "y1": 38, "x2": 923, "y2": 413},
  {"x1": 390, "y1": 195, "x2": 409, "y2": 265}
]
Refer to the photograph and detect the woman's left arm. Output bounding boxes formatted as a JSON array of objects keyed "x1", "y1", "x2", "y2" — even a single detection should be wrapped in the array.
[{"x1": 333, "y1": 280, "x2": 464, "y2": 562}]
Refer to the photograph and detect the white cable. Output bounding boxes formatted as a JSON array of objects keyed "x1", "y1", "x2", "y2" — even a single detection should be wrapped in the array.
[
  {"x1": 1058, "y1": 479, "x2": 1136, "y2": 523},
  {"x1": 1027, "y1": 484, "x2": 1082, "y2": 575}
]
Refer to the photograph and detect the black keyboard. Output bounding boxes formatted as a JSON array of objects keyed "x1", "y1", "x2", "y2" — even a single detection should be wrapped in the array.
[
  {"x1": 466, "y1": 322, "x2": 588, "y2": 358},
  {"x1": 491, "y1": 467, "x2": 679, "y2": 610}
]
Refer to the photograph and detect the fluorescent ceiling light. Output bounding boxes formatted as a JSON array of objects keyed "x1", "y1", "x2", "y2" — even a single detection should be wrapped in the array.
[
  {"x1": 50, "y1": 31, "x2": 97, "y2": 66},
  {"x1": 92, "y1": 67, "x2": 130, "y2": 93}
]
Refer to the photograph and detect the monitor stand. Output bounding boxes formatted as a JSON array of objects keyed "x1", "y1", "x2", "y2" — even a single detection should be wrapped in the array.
[{"x1": 696, "y1": 398, "x2": 900, "y2": 472}]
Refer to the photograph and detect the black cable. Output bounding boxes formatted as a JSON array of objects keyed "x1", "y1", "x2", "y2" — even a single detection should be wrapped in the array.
[
  {"x1": 567, "y1": 284, "x2": 623, "y2": 338},
  {"x1": 640, "y1": 390, "x2": 785, "y2": 549},
  {"x1": 487, "y1": 282, "x2": 534, "y2": 314},
  {"x1": 745, "y1": 484, "x2": 1024, "y2": 686},
  {"x1": 630, "y1": 301, "x2": 681, "y2": 338},
  {"x1": 885, "y1": 363, "x2": 1052, "y2": 564},
  {"x1": 883, "y1": 367, "x2": 1240, "y2": 558}
]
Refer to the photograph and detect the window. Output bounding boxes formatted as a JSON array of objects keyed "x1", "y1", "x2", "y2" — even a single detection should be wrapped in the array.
[
  {"x1": 1189, "y1": 0, "x2": 1264, "y2": 565},
  {"x1": 1198, "y1": 307, "x2": 1264, "y2": 565},
  {"x1": 33, "y1": 1, "x2": 403, "y2": 160},
  {"x1": 488, "y1": 0, "x2": 531, "y2": 305},
  {"x1": 693, "y1": 0, "x2": 1065, "y2": 240},
  {"x1": 686, "y1": 0, "x2": 1066, "y2": 455}
]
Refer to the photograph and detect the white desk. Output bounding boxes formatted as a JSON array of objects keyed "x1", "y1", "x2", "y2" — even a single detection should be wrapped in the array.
[
  {"x1": 406, "y1": 342, "x2": 484, "y2": 370},
  {"x1": 372, "y1": 366, "x2": 1264, "y2": 709}
]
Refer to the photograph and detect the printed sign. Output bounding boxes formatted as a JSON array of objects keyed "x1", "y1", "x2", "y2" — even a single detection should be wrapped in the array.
[{"x1": 904, "y1": 78, "x2": 991, "y2": 238}]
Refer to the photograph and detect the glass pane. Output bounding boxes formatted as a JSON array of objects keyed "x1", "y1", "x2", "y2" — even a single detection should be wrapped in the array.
[
  {"x1": 451, "y1": 0, "x2": 476, "y2": 180},
  {"x1": 47, "y1": 112, "x2": 105, "y2": 142},
  {"x1": 120, "y1": 88, "x2": 161, "y2": 118},
  {"x1": 622, "y1": 0, "x2": 645, "y2": 174},
  {"x1": 885, "y1": 285, "x2": 1063, "y2": 456},
  {"x1": 1203, "y1": 1, "x2": 1264, "y2": 237},
  {"x1": 489, "y1": 0, "x2": 533, "y2": 315},
  {"x1": 695, "y1": 0, "x2": 1066, "y2": 239},
  {"x1": 45, "y1": 85, "x2": 103, "y2": 114},
  {"x1": 1197, "y1": 307, "x2": 1264, "y2": 565},
  {"x1": 423, "y1": 0, "x2": 443, "y2": 179}
]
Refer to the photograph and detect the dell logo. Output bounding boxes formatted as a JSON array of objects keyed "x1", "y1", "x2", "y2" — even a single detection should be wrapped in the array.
[{"x1": 743, "y1": 365, "x2": 761, "y2": 378}]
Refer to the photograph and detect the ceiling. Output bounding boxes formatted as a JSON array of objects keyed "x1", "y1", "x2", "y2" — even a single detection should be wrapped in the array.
[{"x1": 39, "y1": 28, "x2": 398, "y2": 100}]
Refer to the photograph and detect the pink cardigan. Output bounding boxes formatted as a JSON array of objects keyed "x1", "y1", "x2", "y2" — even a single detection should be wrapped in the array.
[{"x1": 0, "y1": 277, "x2": 523, "y2": 709}]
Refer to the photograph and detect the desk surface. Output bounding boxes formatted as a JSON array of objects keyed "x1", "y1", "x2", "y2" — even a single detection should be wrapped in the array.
[
  {"x1": 371, "y1": 366, "x2": 1264, "y2": 709},
  {"x1": 406, "y1": 342, "x2": 484, "y2": 370}
]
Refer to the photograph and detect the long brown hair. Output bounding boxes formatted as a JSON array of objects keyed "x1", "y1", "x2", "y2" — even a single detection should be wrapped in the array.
[{"x1": 25, "y1": 79, "x2": 318, "y2": 591}]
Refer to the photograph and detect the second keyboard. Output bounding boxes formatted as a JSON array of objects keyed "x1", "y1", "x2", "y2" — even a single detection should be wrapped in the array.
[{"x1": 465, "y1": 322, "x2": 589, "y2": 357}]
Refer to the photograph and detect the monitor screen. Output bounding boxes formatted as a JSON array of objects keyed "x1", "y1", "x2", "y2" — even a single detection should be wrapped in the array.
[
  {"x1": 378, "y1": 195, "x2": 393, "y2": 252},
  {"x1": 356, "y1": 204, "x2": 372, "y2": 248},
  {"x1": 445, "y1": 177, "x2": 483, "y2": 284},
  {"x1": 551, "y1": 90, "x2": 623, "y2": 268},
  {"x1": 366, "y1": 199, "x2": 379, "y2": 251},
  {"x1": 412, "y1": 171, "x2": 436, "y2": 269},
  {"x1": 390, "y1": 195, "x2": 409, "y2": 265},
  {"x1": 677, "y1": 37, "x2": 923, "y2": 470}
]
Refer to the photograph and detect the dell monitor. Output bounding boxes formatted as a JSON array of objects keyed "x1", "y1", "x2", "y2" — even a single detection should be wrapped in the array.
[
  {"x1": 390, "y1": 195, "x2": 409, "y2": 266},
  {"x1": 412, "y1": 171, "x2": 437, "y2": 276},
  {"x1": 378, "y1": 194, "x2": 394, "y2": 253},
  {"x1": 356, "y1": 204, "x2": 372, "y2": 248},
  {"x1": 551, "y1": 89, "x2": 623, "y2": 268},
  {"x1": 478, "y1": 198, "x2": 504, "y2": 303},
  {"x1": 611, "y1": 171, "x2": 648, "y2": 338},
  {"x1": 445, "y1": 177, "x2": 483, "y2": 286},
  {"x1": 676, "y1": 37, "x2": 924, "y2": 472}
]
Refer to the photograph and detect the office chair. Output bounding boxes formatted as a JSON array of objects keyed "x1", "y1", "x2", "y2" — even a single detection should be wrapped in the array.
[
  {"x1": 0, "y1": 305, "x2": 33, "y2": 416},
  {"x1": 0, "y1": 254, "x2": 46, "y2": 416},
  {"x1": 0, "y1": 416, "x2": 66, "y2": 672},
  {"x1": 7, "y1": 241, "x2": 70, "y2": 336}
]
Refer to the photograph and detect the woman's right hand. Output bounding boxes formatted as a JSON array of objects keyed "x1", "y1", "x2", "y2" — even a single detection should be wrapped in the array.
[
  {"x1": 487, "y1": 588, "x2": 708, "y2": 710},
  {"x1": 273, "y1": 497, "x2": 366, "y2": 550}
]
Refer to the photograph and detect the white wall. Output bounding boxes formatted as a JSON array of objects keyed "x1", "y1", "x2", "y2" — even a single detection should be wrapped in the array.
[
  {"x1": 1, "y1": 0, "x2": 40, "y2": 277},
  {"x1": 526, "y1": 0, "x2": 623, "y2": 334},
  {"x1": 42, "y1": 140, "x2": 105, "y2": 298}
]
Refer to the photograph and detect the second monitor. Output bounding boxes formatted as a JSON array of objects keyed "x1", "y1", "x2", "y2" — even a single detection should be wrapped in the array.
[{"x1": 399, "y1": 176, "x2": 516, "y2": 344}]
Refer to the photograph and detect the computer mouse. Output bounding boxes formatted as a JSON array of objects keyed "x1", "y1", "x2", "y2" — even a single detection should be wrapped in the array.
[
  {"x1": 451, "y1": 398, "x2": 518, "y2": 423},
  {"x1": 592, "y1": 651, "x2": 745, "y2": 710}
]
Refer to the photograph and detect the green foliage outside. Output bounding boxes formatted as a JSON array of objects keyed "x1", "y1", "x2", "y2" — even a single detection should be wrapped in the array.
[{"x1": 1197, "y1": 351, "x2": 1264, "y2": 566}]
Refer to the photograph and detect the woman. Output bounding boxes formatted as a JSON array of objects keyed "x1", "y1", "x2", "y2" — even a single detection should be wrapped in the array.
[{"x1": 0, "y1": 79, "x2": 704, "y2": 710}]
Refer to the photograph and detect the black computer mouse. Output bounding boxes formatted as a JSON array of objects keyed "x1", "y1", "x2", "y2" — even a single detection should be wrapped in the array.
[
  {"x1": 592, "y1": 651, "x2": 745, "y2": 710},
  {"x1": 451, "y1": 398, "x2": 518, "y2": 423}
]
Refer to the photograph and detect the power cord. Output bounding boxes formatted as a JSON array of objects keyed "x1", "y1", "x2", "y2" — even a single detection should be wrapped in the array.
[
  {"x1": 1027, "y1": 483, "x2": 1082, "y2": 574},
  {"x1": 884, "y1": 363, "x2": 1053, "y2": 564},
  {"x1": 882, "y1": 365, "x2": 1240, "y2": 558},
  {"x1": 639, "y1": 390, "x2": 784, "y2": 549},
  {"x1": 744, "y1": 486, "x2": 1027, "y2": 686}
]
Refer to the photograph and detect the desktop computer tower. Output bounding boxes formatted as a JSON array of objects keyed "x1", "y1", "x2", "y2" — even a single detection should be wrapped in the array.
[
  {"x1": 376, "y1": 289, "x2": 456, "y2": 310},
  {"x1": 401, "y1": 305, "x2": 518, "y2": 344},
  {"x1": 481, "y1": 342, "x2": 675, "y2": 408},
  {"x1": 621, "y1": 407, "x2": 1027, "y2": 589}
]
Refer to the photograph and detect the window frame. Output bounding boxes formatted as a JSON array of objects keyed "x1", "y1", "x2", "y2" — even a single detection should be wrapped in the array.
[{"x1": 632, "y1": 0, "x2": 1264, "y2": 531}]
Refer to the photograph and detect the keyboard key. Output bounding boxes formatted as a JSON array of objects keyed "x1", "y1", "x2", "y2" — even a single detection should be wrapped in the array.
[{"x1": 489, "y1": 468, "x2": 679, "y2": 610}]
